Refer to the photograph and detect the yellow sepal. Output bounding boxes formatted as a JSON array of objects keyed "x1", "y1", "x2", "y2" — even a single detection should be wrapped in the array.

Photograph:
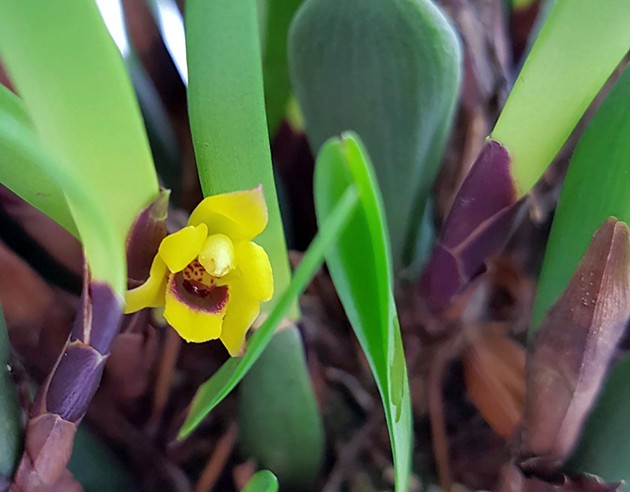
[{"x1": 188, "y1": 186, "x2": 268, "y2": 241}]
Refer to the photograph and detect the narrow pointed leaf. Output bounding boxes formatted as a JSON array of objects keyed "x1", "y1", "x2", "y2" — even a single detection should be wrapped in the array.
[
  {"x1": 491, "y1": 0, "x2": 630, "y2": 193},
  {"x1": 290, "y1": 0, "x2": 461, "y2": 272},
  {"x1": 314, "y1": 133, "x2": 412, "y2": 490},
  {"x1": 186, "y1": 0, "x2": 292, "y2": 303},
  {"x1": 178, "y1": 187, "x2": 358, "y2": 438}
]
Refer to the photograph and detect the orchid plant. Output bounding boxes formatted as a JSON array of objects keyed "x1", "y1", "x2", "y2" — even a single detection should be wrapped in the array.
[
  {"x1": 0, "y1": 0, "x2": 629, "y2": 490},
  {"x1": 0, "y1": 0, "x2": 320, "y2": 488}
]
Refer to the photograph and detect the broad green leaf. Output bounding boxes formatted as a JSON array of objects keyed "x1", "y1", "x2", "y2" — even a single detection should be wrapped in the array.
[
  {"x1": 185, "y1": 0, "x2": 292, "y2": 304},
  {"x1": 0, "y1": 306, "x2": 21, "y2": 479},
  {"x1": 0, "y1": 0, "x2": 159, "y2": 291},
  {"x1": 178, "y1": 186, "x2": 358, "y2": 438},
  {"x1": 0, "y1": 114, "x2": 124, "y2": 293},
  {"x1": 242, "y1": 470, "x2": 279, "y2": 492},
  {"x1": 313, "y1": 133, "x2": 412, "y2": 490},
  {"x1": 0, "y1": 87, "x2": 77, "y2": 236},
  {"x1": 492, "y1": 0, "x2": 630, "y2": 193},
  {"x1": 531, "y1": 66, "x2": 630, "y2": 480},
  {"x1": 260, "y1": 0, "x2": 303, "y2": 134},
  {"x1": 289, "y1": 0, "x2": 461, "y2": 273},
  {"x1": 238, "y1": 328, "x2": 323, "y2": 488}
]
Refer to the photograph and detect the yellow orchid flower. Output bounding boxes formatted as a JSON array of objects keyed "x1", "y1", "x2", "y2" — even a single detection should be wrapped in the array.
[{"x1": 125, "y1": 186, "x2": 274, "y2": 356}]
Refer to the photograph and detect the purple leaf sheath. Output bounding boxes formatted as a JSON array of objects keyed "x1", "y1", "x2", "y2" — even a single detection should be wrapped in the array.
[
  {"x1": 420, "y1": 140, "x2": 528, "y2": 312},
  {"x1": 11, "y1": 191, "x2": 169, "y2": 491}
]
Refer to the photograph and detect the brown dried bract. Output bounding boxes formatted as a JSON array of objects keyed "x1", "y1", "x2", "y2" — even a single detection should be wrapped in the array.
[
  {"x1": 519, "y1": 218, "x2": 630, "y2": 475},
  {"x1": 463, "y1": 323, "x2": 526, "y2": 439}
]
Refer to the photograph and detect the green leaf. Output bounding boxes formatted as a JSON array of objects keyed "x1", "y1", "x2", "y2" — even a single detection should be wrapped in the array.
[
  {"x1": 0, "y1": 0, "x2": 159, "y2": 291},
  {"x1": 531, "y1": 66, "x2": 630, "y2": 481},
  {"x1": 491, "y1": 0, "x2": 630, "y2": 193},
  {"x1": 313, "y1": 132, "x2": 412, "y2": 490},
  {"x1": 0, "y1": 87, "x2": 77, "y2": 236},
  {"x1": 0, "y1": 84, "x2": 31, "y2": 129},
  {"x1": 178, "y1": 186, "x2": 359, "y2": 438},
  {"x1": 260, "y1": 0, "x2": 303, "y2": 134},
  {"x1": 185, "y1": 0, "x2": 293, "y2": 305},
  {"x1": 242, "y1": 470, "x2": 279, "y2": 492},
  {"x1": 0, "y1": 306, "x2": 21, "y2": 479},
  {"x1": 238, "y1": 328, "x2": 323, "y2": 489},
  {"x1": 289, "y1": 0, "x2": 461, "y2": 273},
  {"x1": 531, "y1": 65, "x2": 630, "y2": 331},
  {"x1": 0, "y1": 108, "x2": 123, "y2": 293}
]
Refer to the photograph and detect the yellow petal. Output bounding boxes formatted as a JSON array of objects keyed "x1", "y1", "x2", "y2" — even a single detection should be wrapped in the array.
[
  {"x1": 235, "y1": 241, "x2": 274, "y2": 301},
  {"x1": 163, "y1": 274, "x2": 228, "y2": 343},
  {"x1": 220, "y1": 280, "x2": 260, "y2": 356},
  {"x1": 125, "y1": 256, "x2": 168, "y2": 313},
  {"x1": 158, "y1": 223, "x2": 208, "y2": 273},
  {"x1": 198, "y1": 233, "x2": 235, "y2": 278},
  {"x1": 188, "y1": 186, "x2": 268, "y2": 241}
]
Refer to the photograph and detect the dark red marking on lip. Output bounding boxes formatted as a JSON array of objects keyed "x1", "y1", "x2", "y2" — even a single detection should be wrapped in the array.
[
  {"x1": 183, "y1": 279, "x2": 212, "y2": 298},
  {"x1": 170, "y1": 272, "x2": 229, "y2": 314}
]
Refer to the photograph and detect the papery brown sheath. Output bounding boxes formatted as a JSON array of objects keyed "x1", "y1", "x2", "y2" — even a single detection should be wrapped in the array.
[{"x1": 518, "y1": 218, "x2": 630, "y2": 476}]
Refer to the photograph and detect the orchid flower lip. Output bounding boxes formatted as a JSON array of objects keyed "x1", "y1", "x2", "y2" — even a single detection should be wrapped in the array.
[{"x1": 125, "y1": 186, "x2": 274, "y2": 356}]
